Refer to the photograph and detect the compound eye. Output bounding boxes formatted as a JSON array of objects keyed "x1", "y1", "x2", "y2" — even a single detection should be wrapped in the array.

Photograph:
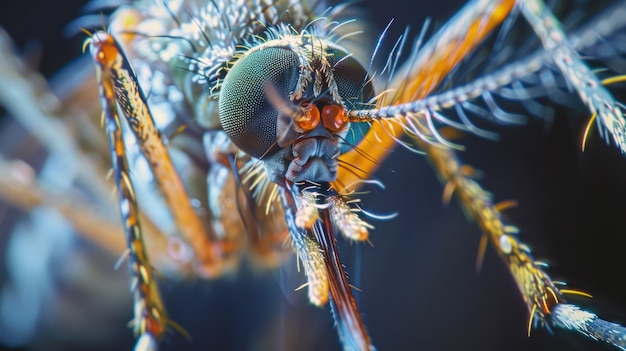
[
  {"x1": 328, "y1": 49, "x2": 374, "y2": 110},
  {"x1": 218, "y1": 48, "x2": 300, "y2": 158}
]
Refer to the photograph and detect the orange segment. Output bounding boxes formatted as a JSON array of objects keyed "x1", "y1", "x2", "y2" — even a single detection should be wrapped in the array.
[{"x1": 336, "y1": 0, "x2": 516, "y2": 192}]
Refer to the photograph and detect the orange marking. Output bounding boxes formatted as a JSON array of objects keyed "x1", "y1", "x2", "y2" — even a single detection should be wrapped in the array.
[
  {"x1": 90, "y1": 32, "x2": 119, "y2": 67},
  {"x1": 475, "y1": 233, "x2": 489, "y2": 272},
  {"x1": 442, "y1": 180, "x2": 457, "y2": 206},
  {"x1": 493, "y1": 200, "x2": 518, "y2": 212}
]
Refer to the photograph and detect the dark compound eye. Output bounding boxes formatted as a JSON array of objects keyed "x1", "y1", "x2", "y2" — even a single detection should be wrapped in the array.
[
  {"x1": 219, "y1": 47, "x2": 300, "y2": 158},
  {"x1": 218, "y1": 44, "x2": 373, "y2": 159},
  {"x1": 327, "y1": 48, "x2": 374, "y2": 111}
]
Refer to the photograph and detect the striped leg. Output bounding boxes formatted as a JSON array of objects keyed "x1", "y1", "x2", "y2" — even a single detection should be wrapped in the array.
[
  {"x1": 90, "y1": 32, "x2": 169, "y2": 349},
  {"x1": 341, "y1": 0, "x2": 626, "y2": 348},
  {"x1": 88, "y1": 31, "x2": 223, "y2": 279}
]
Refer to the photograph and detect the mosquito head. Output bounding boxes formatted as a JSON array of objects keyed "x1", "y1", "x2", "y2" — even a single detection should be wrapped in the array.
[{"x1": 218, "y1": 35, "x2": 373, "y2": 184}]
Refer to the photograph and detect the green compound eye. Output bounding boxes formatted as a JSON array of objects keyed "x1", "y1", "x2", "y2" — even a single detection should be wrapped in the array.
[
  {"x1": 218, "y1": 45, "x2": 373, "y2": 159},
  {"x1": 219, "y1": 47, "x2": 300, "y2": 159}
]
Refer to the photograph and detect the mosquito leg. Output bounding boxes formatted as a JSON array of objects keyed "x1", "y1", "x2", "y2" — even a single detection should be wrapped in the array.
[
  {"x1": 520, "y1": 0, "x2": 626, "y2": 153},
  {"x1": 279, "y1": 182, "x2": 373, "y2": 350},
  {"x1": 421, "y1": 137, "x2": 626, "y2": 349},
  {"x1": 88, "y1": 31, "x2": 222, "y2": 277},
  {"x1": 338, "y1": 0, "x2": 626, "y2": 341},
  {"x1": 0, "y1": 29, "x2": 183, "y2": 273},
  {"x1": 90, "y1": 33, "x2": 173, "y2": 348},
  {"x1": 336, "y1": 0, "x2": 516, "y2": 191},
  {"x1": 280, "y1": 185, "x2": 329, "y2": 307}
]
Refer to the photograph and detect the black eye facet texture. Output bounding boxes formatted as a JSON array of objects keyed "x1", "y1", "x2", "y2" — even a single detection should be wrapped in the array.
[{"x1": 219, "y1": 47, "x2": 300, "y2": 158}]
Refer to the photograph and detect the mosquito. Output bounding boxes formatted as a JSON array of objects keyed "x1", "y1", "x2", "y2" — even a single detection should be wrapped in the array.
[{"x1": 1, "y1": 0, "x2": 626, "y2": 350}]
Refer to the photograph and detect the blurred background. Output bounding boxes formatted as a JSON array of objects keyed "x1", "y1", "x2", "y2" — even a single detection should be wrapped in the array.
[{"x1": 1, "y1": 0, "x2": 626, "y2": 350}]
